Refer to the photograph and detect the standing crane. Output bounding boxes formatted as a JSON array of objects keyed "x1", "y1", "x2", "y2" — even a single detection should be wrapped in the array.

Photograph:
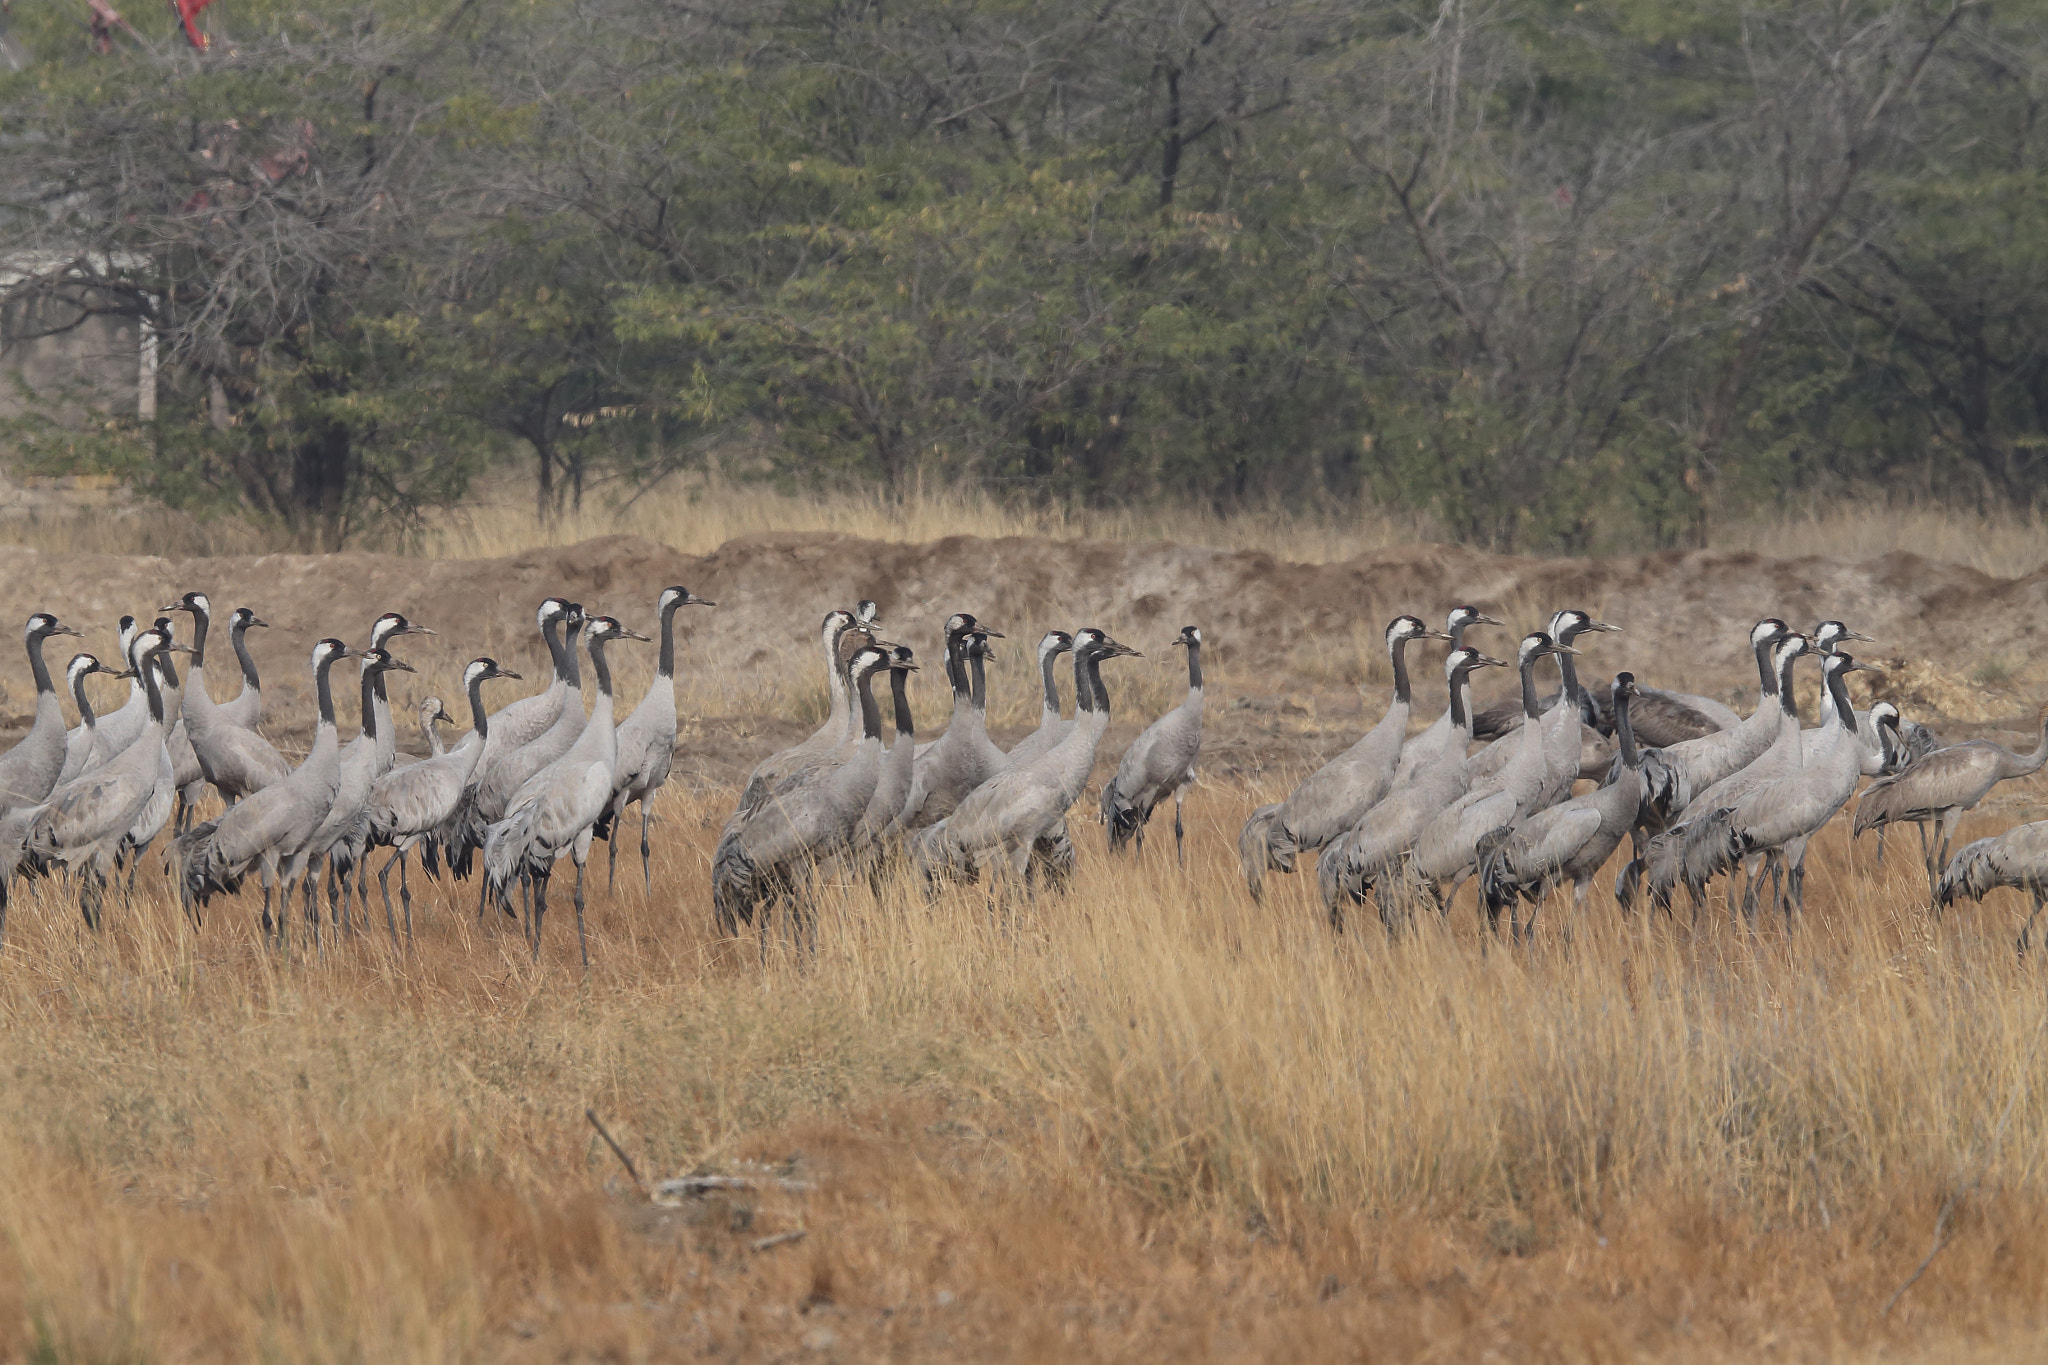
[
  {"x1": 1102, "y1": 625, "x2": 1204, "y2": 863},
  {"x1": 598, "y1": 585, "x2": 713, "y2": 890}
]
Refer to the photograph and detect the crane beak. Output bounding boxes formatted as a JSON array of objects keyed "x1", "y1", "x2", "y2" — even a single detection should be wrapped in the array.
[
  {"x1": 1846, "y1": 629, "x2": 1878, "y2": 643},
  {"x1": 1475, "y1": 613, "x2": 1506, "y2": 627},
  {"x1": 163, "y1": 642, "x2": 196, "y2": 655},
  {"x1": 112, "y1": 667, "x2": 138, "y2": 680},
  {"x1": 54, "y1": 623, "x2": 84, "y2": 638},
  {"x1": 1472, "y1": 654, "x2": 1510, "y2": 670},
  {"x1": 497, "y1": 667, "x2": 524, "y2": 681},
  {"x1": 247, "y1": 615, "x2": 271, "y2": 629},
  {"x1": 386, "y1": 656, "x2": 418, "y2": 674},
  {"x1": 1585, "y1": 620, "x2": 1623, "y2": 633},
  {"x1": 1550, "y1": 643, "x2": 1583, "y2": 656},
  {"x1": 398, "y1": 624, "x2": 438, "y2": 637},
  {"x1": 1846, "y1": 660, "x2": 1884, "y2": 675},
  {"x1": 620, "y1": 626, "x2": 652, "y2": 642},
  {"x1": 685, "y1": 593, "x2": 715, "y2": 607},
  {"x1": 158, "y1": 602, "x2": 184, "y2": 614},
  {"x1": 981, "y1": 629, "x2": 1006, "y2": 640}
]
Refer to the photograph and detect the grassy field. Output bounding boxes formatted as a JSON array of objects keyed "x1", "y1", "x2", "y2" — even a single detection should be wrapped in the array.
[
  {"x1": 2, "y1": 780, "x2": 2046, "y2": 1363},
  {"x1": 8, "y1": 474, "x2": 2048, "y2": 579}
]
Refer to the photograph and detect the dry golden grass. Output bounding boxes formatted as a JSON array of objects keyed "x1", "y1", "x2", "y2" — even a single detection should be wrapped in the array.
[
  {"x1": 13, "y1": 473, "x2": 2048, "y2": 577},
  {"x1": 4, "y1": 782, "x2": 2047, "y2": 1362}
]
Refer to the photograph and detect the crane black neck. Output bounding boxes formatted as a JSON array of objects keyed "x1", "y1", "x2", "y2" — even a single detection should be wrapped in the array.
[
  {"x1": 945, "y1": 635, "x2": 970, "y2": 704},
  {"x1": 1185, "y1": 638, "x2": 1203, "y2": 692},
  {"x1": 586, "y1": 636, "x2": 613, "y2": 700},
  {"x1": 467, "y1": 672, "x2": 492, "y2": 740},
  {"x1": 1555, "y1": 635, "x2": 1583, "y2": 704},
  {"x1": 314, "y1": 653, "x2": 342, "y2": 729},
  {"x1": 72, "y1": 670, "x2": 98, "y2": 728},
  {"x1": 154, "y1": 641, "x2": 180, "y2": 693},
  {"x1": 1448, "y1": 666, "x2": 1474, "y2": 733},
  {"x1": 542, "y1": 615, "x2": 569, "y2": 684},
  {"x1": 1777, "y1": 652, "x2": 1802, "y2": 720},
  {"x1": 1615, "y1": 687, "x2": 1641, "y2": 770},
  {"x1": 855, "y1": 665, "x2": 883, "y2": 742},
  {"x1": 358, "y1": 665, "x2": 380, "y2": 741},
  {"x1": 140, "y1": 654, "x2": 166, "y2": 727},
  {"x1": 562, "y1": 622, "x2": 585, "y2": 688},
  {"x1": 1388, "y1": 634, "x2": 1411, "y2": 706},
  {"x1": 1756, "y1": 635, "x2": 1780, "y2": 699},
  {"x1": 1088, "y1": 647, "x2": 1112, "y2": 718},
  {"x1": 1038, "y1": 648, "x2": 1062, "y2": 714},
  {"x1": 25, "y1": 629, "x2": 55, "y2": 697},
  {"x1": 890, "y1": 667, "x2": 914, "y2": 738},
  {"x1": 230, "y1": 617, "x2": 262, "y2": 693},
  {"x1": 1519, "y1": 652, "x2": 1544, "y2": 721},
  {"x1": 187, "y1": 603, "x2": 210, "y2": 671},
  {"x1": 1826, "y1": 664, "x2": 1857, "y2": 731},
  {"x1": 657, "y1": 599, "x2": 681, "y2": 679},
  {"x1": 968, "y1": 648, "x2": 987, "y2": 711}
]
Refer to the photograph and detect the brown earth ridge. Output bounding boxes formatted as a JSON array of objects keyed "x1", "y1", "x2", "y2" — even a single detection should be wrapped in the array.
[{"x1": 0, "y1": 533, "x2": 2033, "y2": 789}]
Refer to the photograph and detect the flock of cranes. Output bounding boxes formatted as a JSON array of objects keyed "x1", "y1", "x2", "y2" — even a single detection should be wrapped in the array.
[
  {"x1": 0, "y1": 581, "x2": 2041, "y2": 960},
  {"x1": 0, "y1": 589, "x2": 710, "y2": 966}
]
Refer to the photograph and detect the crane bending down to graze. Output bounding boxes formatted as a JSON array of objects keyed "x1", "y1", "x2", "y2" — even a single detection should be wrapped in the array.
[
  {"x1": 484, "y1": 616, "x2": 648, "y2": 967},
  {"x1": 1003, "y1": 631, "x2": 1076, "y2": 771},
  {"x1": 1317, "y1": 646, "x2": 1506, "y2": 931},
  {"x1": 1682, "y1": 650, "x2": 1881, "y2": 921},
  {"x1": 911, "y1": 629, "x2": 1139, "y2": 887},
  {"x1": 1938, "y1": 821, "x2": 2048, "y2": 952},
  {"x1": 172, "y1": 640, "x2": 362, "y2": 948},
  {"x1": 2, "y1": 629, "x2": 181, "y2": 937},
  {"x1": 0, "y1": 614, "x2": 86, "y2": 821},
  {"x1": 1239, "y1": 613, "x2": 1459, "y2": 898},
  {"x1": 162, "y1": 592, "x2": 290, "y2": 810},
  {"x1": 1479, "y1": 673, "x2": 1648, "y2": 939},
  {"x1": 596, "y1": 586, "x2": 714, "y2": 890},
  {"x1": 903, "y1": 621, "x2": 1008, "y2": 829},
  {"x1": 1102, "y1": 625, "x2": 1204, "y2": 863},
  {"x1": 1855, "y1": 703, "x2": 2048, "y2": 903},
  {"x1": 366, "y1": 658, "x2": 520, "y2": 943},
  {"x1": 57, "y1": 653, "x2": 122, "y2": 787},
  {"x1": 712, "y1": 644, "x2": 894, "y2": 941}
]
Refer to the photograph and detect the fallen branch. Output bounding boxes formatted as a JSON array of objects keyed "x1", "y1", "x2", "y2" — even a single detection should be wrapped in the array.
[
  {"x1": 751, "y1": 1229, "x2": 808, "y2": 1253},
  {"x1": 654, "y1": 1174, "x2": 818, "y2": 1200},
  {"x1": 586, "y1": 1109, "x2": 648, "y2": 1195}
]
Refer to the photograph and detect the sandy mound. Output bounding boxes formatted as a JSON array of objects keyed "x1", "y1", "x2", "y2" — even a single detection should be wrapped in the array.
[{"x1": 0, "y1": 532, "x2": 2032, "y2": 783}]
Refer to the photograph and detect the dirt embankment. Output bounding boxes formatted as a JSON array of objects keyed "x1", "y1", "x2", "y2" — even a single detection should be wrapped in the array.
[{"x1": 0, "y1": 533, "x2": 2035, "y2": 786}]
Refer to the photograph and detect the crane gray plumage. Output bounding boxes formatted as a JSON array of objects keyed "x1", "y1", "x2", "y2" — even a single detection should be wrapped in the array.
[
  {"x1": 1388, "y1": 606, "x2": 1504, "y2": 784},
  {"x1": 902, "y1": 619, "x2": 1009, "y2": 829},
  {"x1": 1239, "y1": 613, "x2": 1458, "y2": 899},
  {"x1": 597, "y1": 586, "x2": 713, "y2": 890},
  {"x1": 1002, "y1": 631, "x2": 1077, "y2": 771},
  {"x1": 1462, "y1": 610, "x2": 1618, "y2": 796},
  {"x1": 484, "y1": 616, "x2": 648, "y2": 966},
  {"x1": 163, "y1": 592, "x2": 290, "y2": 810},
  {"x1": 366, "y1": 658, "x2": 520, "y2": 943},
  {"x1": 296, "y1": 642, "x2": 422, "y2": 931},
  {"x1": 170, "y1": 638, "x2": 362, "y2": 945},
  {"x1": 1680, "y1": 651, "x2": 1881, "y2": 920},
  {"x1": 91, "y1": 615, "x2": 148, "y2": 763},
  {"x1": 1936, "y1": 821, "x2": 2048, "y2": 952},
  {"x1": 1803, "y1": 621, "x2": 1888, "y2": 774},
  {"x1": 713, "y1": 644, "x2": 892, "y2": 936},
  {"x1": 1102, "y1": 625, "x2": 1204, "y2": 863},
  {"x1": 727, "y1": 608, "x2": 870, "y2": 826},
  {"x1": 854, "y1": 645, "x2": 920, "y2": 855},
  {"x1": 1317, "y1": 647, "x2": 1505, "y2": 929},
  {"x1": 136, "y1": 615, "x2": 209, "y2": 835},
  {"x1": 216, "y1": 606, "x2": 268, "y2": 731},
  {"x1": 1625, "y1": 619, "x2": 1795, "y2": 834},
  {"x1": 438, "y1": 598, "x2": 582, "y2": 879},
  {"x1": 57, "y1": 653, "x2": 121, "y2": 787},
  {"x1": 1410, "y1": 632, "x2": 1582, "y2": 899},
  {"x1": 1479, "y1": 672, "x2": 1648, "y2": 937},
  {"x1": 1633, "y1": 633, "x2": 1810, "y2": 911},
  {"x1": 1854, "y1": 701, "x2": 2048, "y2": 902},
  {"x1": 910, "y1": 629, "x2": 1139, "y2": 885},
  {"x1": 0, "y1": 613, "x2": 85, "y2": 818},
  {"x1": 5, "y1": 630, "x2": 181, "y2": 934}
]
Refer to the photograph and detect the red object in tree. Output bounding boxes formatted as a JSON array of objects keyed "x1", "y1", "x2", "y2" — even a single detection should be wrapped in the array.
[{"x1": 172, "y1": 0, "x2": 213, "y2": 50}]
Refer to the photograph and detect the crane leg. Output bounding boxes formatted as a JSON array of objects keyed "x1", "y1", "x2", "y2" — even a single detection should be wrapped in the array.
[
  {"x1": 1173, "y1": 790, "x2": 1185, "y2": 869},
  {"x1": 531, "y1": 873, "x2": 548, "y2": 962},
  {"x1": 260, "y1": 873, "x2": 274, "y2": 944},
  {"x1": 1933, "y1": 810, "x2": 1961, "y2": 907},
  {"x1": 573, "y1": 859, "x2": 589, "y2": 972},
  {"x1": 641, "y1": 805, "x2": 653, "y2": 893},
  {"x1": 2021, "y1": 891, "x2": 2044, "y2": 955},
  {"x1": 1875, "y1": 825, "x2": 1887, "y2": 869},
  {"x1": 400, "y1": 853, "x2": 414, "y2": 943},
  {"x1": 607, "y1": 817, "x2": 619, "y2": 891},
  {"x1": 379, "y1": 850, "x2": 401, "y2": 947}
]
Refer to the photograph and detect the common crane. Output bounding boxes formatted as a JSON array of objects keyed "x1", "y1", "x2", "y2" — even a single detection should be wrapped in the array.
[
  {"x1": 1002, "y1": 631, "x2": 1076, "y2": 771},
  {"x1": 162, "y1": 592, "x2": 290, "y2": 810},
  {"x1": 1937, "y1": 821, "x2": 2048, "y2": 952},
  {"x1": 1102, "y1": 625, "x2": 1204, "y2": 863},
  {"x1": 596, "y1": 585, "x2": 713, "y2": 890}
]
